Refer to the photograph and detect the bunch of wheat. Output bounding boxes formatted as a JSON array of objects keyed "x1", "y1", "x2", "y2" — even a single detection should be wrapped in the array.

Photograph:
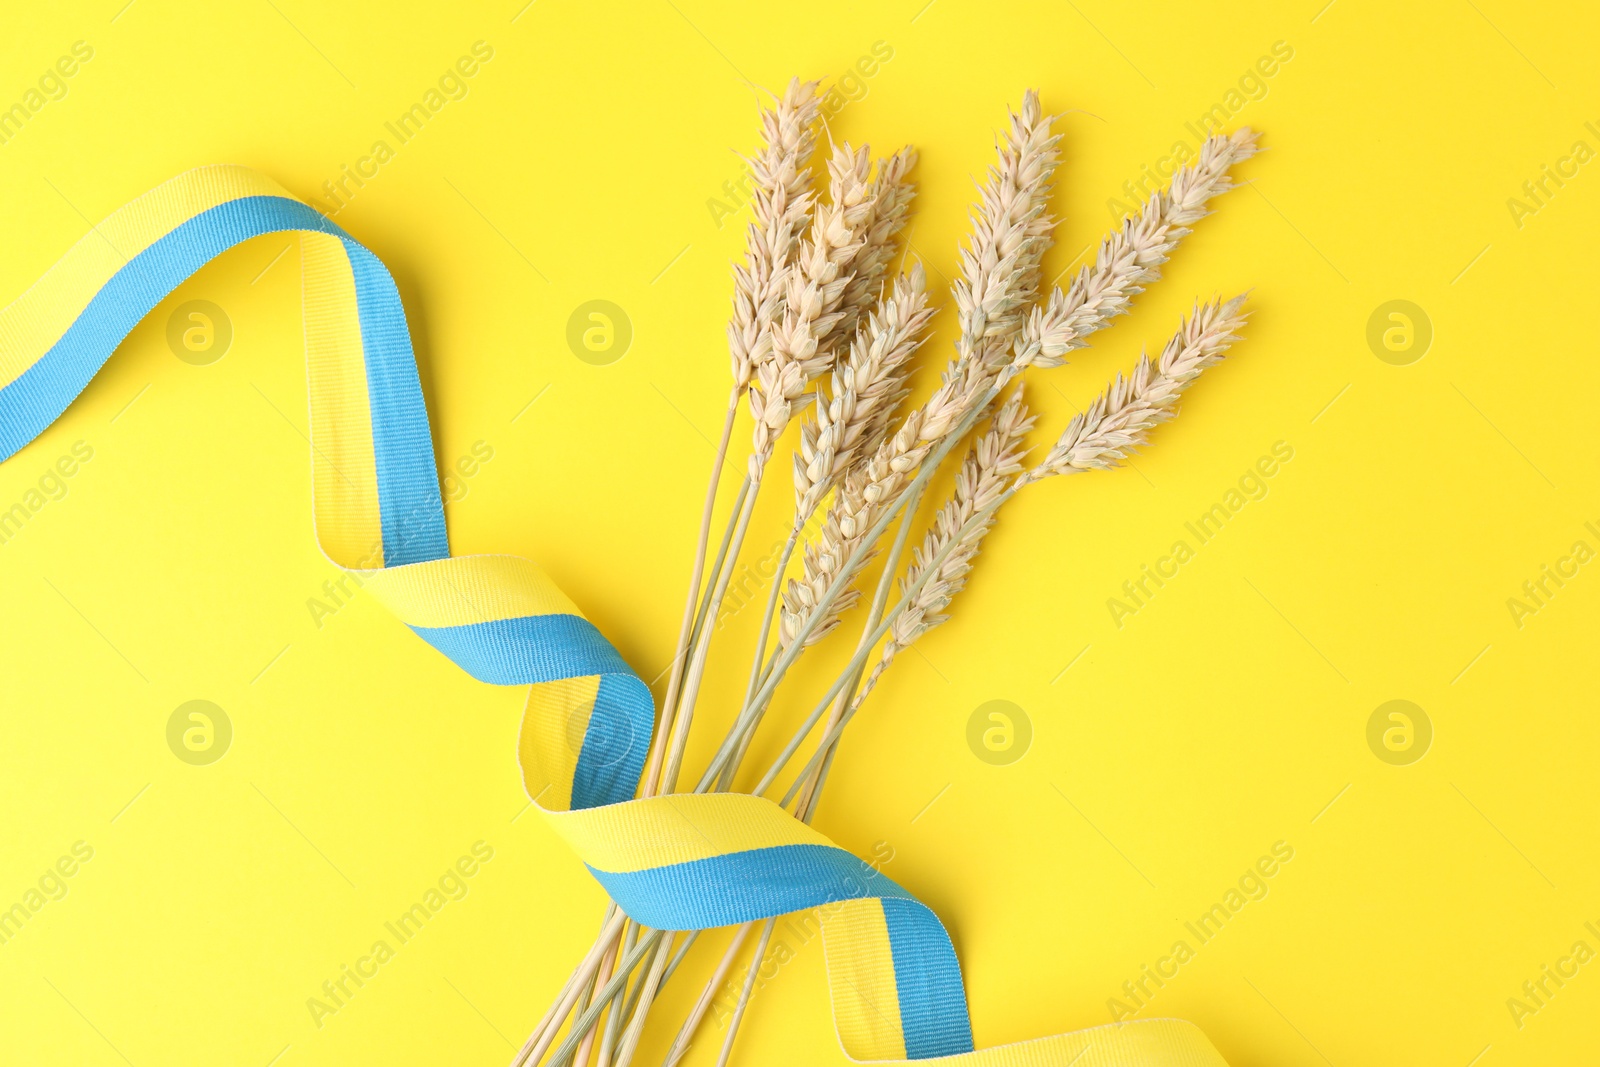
[{"x1": 510, "y1": 78, "x2": 1258, "y2": 1067}]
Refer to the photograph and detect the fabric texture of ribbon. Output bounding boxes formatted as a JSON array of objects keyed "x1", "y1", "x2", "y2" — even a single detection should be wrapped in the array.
[{"x1": 0, "y1": 166, "x2": 1229, "y2": 1066}]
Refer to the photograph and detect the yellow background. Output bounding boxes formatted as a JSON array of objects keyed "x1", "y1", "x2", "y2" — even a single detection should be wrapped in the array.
[{"x1": 2, "y1": 1, "x2": 1597, "y2": 1065}]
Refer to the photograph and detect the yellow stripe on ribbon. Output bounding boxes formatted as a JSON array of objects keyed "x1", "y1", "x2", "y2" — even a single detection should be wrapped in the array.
[{"x1": 303, "y1": 229, "x2": 385, "y2": 570}]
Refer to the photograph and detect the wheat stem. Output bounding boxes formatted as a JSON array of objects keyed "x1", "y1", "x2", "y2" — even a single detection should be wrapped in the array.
[
  {"x1": 659, "y1": 924, "x2": 753, "y2": 1067},
  {"x1": 643, "y1": 396, "x2": 742, "y2": 799},
  {"x1": 594, "y1": 921, "x2": 640, "y2": 1067},
  {"x1": 542, "y1": 930, "x2": 665, "y2": 1067},
  {"x1": 751, "y1": 487, "x2": 1014, "y2": 806},
  {"x1": 714, "y1": 917, "x2": 777, "y2": 1067},
  {"x1": 791, "y1": 495, "x2": 919, "y2": 817},
  {"x1": 695, "y1": 376, "x2": 1006, "y2": 795},
  {"x1": 511, "y1": 909, "x2": 628, "y2": 1067},
  {"x1": 715, "y1": 524, "x2": 802, "y2": 791},
  {"x1": 660, "y1": 482, "x2": 760, "y2": 793},
  {"x1": 574, "y1": 932, "x2": 623, "y2": 1067},
  {"x1": 611, "y1": 935, "x2": 676, "y2": 1067}
]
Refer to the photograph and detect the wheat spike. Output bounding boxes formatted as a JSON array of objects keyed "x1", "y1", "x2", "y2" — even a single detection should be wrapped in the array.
[
  {"x1": 793, "y1": 264, "x2": 936, "y2": 521},
  {"x1": 825, "y1": 148, "x2": 919, "y2": 352},
  {"x1": 956, "y1": 90, "x2": 1061, "y2": 370},
  {"x1": 1011, "y1": 128, "x2": 1259, "y2": 371},
  {"x1": 857, "y1": 297, "x2": 1247, "y2": 711},
  {"x1": 727, "y1": 78, "x2": 822, "y2": 393},
  {"x1": 748, "y1": 141, "x2": 884, "y2": 479},
  {"x1": 886, "y1": 388, "x2": 1035, "y2": 653},
  {"x1": 1019, "y1": 295, "x2": 1250, "y2": 486}
]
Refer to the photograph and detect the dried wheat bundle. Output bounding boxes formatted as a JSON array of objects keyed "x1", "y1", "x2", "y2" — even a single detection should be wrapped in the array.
[
  {"x1": 517, "y1": 83, "x2": 1261, "y2": 1067},
  {"x1": 777, "y1": 122, "x2": 1255, "y2": 655}
]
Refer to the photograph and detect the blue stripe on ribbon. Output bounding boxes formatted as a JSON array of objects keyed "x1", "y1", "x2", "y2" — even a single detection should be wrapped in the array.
[
  {"x1": 587, "y1": 842, "x2": 916, "y2": 931},
  {"x1": 408, "y1": 614, "x2": 636, "y2": 686},
  {"x1": 883, "y1": 897, "x2": 975, "y2": 1058},
  {"x1": 570, "y1": 673, "x2": 654, "y2": 811},
  {"x1": 411, "y1": 615, "x2": 652, "y2": 810},
  {"x1": 0, "y1": 196, "x2": 448, "y2": 565},
  {"x1": 342, "y1": 240, "x2": 447, "y2": 565},
  {"x1": 0, "y1": 197, "x2": 336, "y2": 462}
]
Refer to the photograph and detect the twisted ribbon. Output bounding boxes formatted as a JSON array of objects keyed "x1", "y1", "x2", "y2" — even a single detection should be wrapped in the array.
[{"x1": 1, "y1": 166, "x2": 1229, "y2": 1066}]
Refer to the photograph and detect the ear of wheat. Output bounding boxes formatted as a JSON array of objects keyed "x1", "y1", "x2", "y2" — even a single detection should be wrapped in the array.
[
  {"x1": 726, "y1": 78, "x2": 822, "y2": 394},
  {"x1": 1018, "y1": 295, "x2": 1250, "y2": 486},
  {"x1": 794, "y1": 263, "x2": 935, "y2": 523}
]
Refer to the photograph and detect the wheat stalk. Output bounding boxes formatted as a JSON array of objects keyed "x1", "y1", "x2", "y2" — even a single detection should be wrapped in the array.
[
  {"x1": 650, "y1": 76, "x2": 826, "y2": 793},
  {"x1": 1017, "y1": 295, "x2": 1249, "y2": 488},
  {"x1": 669, "y1": 139, "x2": 916, "y2": 792},
  {"x1": 888, "y1": 388, "x2": 1035, "y2": 652},
  {"x1": 956, "y1": 90, "x2": 1062, "y2": 368},
  {"x1": 747, "y1": 141, "x2": 875, "y2": 479},
  {"x1": 588, "y1": 79, "x2": 825, "y2": 1067},
  {"x1": 1011, "y1": 128, "x2": 1260, "y2": 372},
  {"x1": 826, "y1": 148, "x2": 919, "y2": 351},
  {"x1": 793, "y1": 264, "x2": 936, "y2": 520},
  {"x1": 745, "y1": 144, "x2": 917, "y2": 484},
  {"x1": 787, "y1": 388, "x2": 1035, "y2": 821},
  {"x1": 724, "y1": 153, "x2": 921, "y2": 747}
]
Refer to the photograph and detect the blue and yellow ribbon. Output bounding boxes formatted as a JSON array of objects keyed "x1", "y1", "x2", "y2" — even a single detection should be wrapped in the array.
[{"x1": 1, "y1": 167, "x2": 1229, "y2": 1066}]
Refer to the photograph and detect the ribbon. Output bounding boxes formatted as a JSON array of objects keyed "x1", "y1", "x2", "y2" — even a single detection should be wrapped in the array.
[{"x1": 1, "y1": 166, "x2": 1229, "y2": 1065}]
